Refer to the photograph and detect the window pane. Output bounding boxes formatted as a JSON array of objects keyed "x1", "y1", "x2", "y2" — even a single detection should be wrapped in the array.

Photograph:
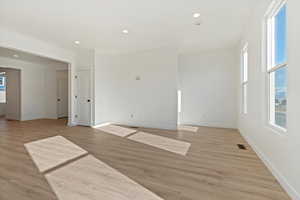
[
  {"x1": 243, "y1": 84, "x2": 247, "y2": 114},
  {"x1": 177, "y1": 90, "x2": 182, "y2": 113},
  {"x1": 275, "y1": 5, "x2": 287, "y2": 65},
  {"x1": 243, "y1": 51, "x2": 248, "y2": 82},
  {"x1": 270, "y1": 67, "x2": 287, "y2": 128},
  {"x1": 0, "y1": 76, "x2": 6, "y2": 103}
]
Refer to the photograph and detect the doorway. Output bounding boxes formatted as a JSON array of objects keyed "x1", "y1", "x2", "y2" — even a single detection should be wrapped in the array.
[
  {"x1": 56, "y1": 70, "x2": 68, "y2": 119},
  {"x1": 0, "y1": 67, "x2": 21, "y2": 121}
]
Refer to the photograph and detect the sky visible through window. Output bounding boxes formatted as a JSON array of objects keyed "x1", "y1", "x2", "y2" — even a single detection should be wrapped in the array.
[
  {"x1": 274, "y1": 5, "x2": 287, "y2": 100},
  {"x1": 275, "y1": 5, "x2": 287, "y2": 65},
  {"x1": 0, "y1": 75, "x2": 6, "y2": 103},
  {"x1": 274, "y1": 4, "x2": 287, "y2": 128},
  {"x1": 0, "y1": 76, "x2": 5, "y2": 90}
]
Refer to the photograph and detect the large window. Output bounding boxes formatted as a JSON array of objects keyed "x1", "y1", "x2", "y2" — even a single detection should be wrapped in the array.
[
  {"x1": 266, "y1": 1, "x2": 287, "y2": 130},
  {"x1": 241, "y1": 44, "x2": 248, "y2": 114}
]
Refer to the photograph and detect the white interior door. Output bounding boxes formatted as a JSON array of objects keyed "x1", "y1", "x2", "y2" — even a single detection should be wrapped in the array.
[
  {"x1": 57, "y1": 71, "x2": 68, "y2": 118},
  {"x1": 77, "y1": 69, "x2": 91, "y2": 126}
]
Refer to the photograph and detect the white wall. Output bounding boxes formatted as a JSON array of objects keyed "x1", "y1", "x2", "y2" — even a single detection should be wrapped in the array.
[
  {"x1": 0, "y1": 56, "x2": 68, "y2": 121},
  {"x1": 0, "y1": 27, "x2": 76, "y2": 125},
  {"x1": 94, "y1": 48, "x2": 178, "y2": 130},
  {"x1": 178, "y1": 49, "x2": 238, "y2": 128},
  {"x1": 238, "y1": 0, "x2": 300, "y2": 199},
  {"x1": 75, "y1": 49, "x2": 95, "y2": 68}
]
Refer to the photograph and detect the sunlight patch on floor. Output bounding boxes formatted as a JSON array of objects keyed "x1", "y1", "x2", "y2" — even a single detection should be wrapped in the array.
[
  {"x1": 25, "y1": 136, "x2": 87, "y2": 173},
  {"x1": 128, "y1": 132, "x2": 191, "y2": 156}
]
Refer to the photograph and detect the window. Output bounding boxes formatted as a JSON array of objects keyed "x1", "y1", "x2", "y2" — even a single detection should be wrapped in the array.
[
  {"x1": 241, "y1": 44, "x2": 248, "y2": 114},
  {"x1": 0, "y1": 77, "x2": 4, "y2": 86},
  {"x1": 0, "y1": 74, "x2": 6, "y2": 103},
  {"x1": 266, "y1": 1, "x2": 287, "y2": 130},
  {"x1": 177, "y1": 90, "x2": 182, "y2": 113}
]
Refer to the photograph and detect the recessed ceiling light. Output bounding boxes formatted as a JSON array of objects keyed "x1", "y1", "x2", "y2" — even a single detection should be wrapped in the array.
[
  {"x1": 193, "y1": 13, "x2": 201, "y2": 18},
  {"x1": 122, "y1": 29, "x2": 129, "y2": 34},
  {"x1": 13, "y1": 54, "x2": 19, "y2": 58},
  {"x1": 74, "y1": 41, "x2": 80, "y2": 44}
]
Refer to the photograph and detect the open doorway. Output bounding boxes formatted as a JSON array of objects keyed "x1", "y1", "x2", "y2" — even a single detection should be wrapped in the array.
[
  {"x1": 0, "y1": 67, "x2": 21, "y2": 121},
  {"x1": 0, "y1": 46, "x2": 69, "y2": 124}
]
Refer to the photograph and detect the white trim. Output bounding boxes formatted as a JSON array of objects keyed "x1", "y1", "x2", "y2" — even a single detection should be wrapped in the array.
[
  {"x1": 241, "y1": 43, "x2": 249, "y2": 114},
  {"x1": 67, "y1": 121, "x2": 77, "y2": 127},
  {"x1": 266, "y1": 0, "x2": 287, "y2": 18},
  {"x1": 92, "y1": 122, "x2": 112, "y2": 128},
  {"x1": 265, "y1": 0, "x2": 288, "y2": 131},
  {"x1": 266, "y1": 123, "x2": 287, "y2": 136},
  {"x1": 267, "y1": 65, "x2": 288, "y2": 132},
  {"x1": 265, "y1": 0, "x2": 287, "y2": 70},
  {"x1": 0, "y1": 76, "x2": 5, "y2": 87},
  {"x1": 241, "y1": 43, "x2": 249, "y2": 84},
  {"x1": 239, "y1": 129, "x2": 300, "y2": 200},
  {"x1": 268, "y1": 63, "x2": 287, "y2": 73},
  {"x1": 180, "y1": 121, "x2": 237, "y2": 129}
]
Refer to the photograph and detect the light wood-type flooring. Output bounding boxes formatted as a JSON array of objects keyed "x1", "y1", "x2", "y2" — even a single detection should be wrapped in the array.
[{"x1": 0, "y1": 118, "x2": 291, "y2": 200}]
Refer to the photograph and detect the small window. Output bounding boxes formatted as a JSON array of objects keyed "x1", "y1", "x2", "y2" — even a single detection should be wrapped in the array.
[
  {"x1": 0, "y1": 77, "x2": 4, "y2": 86},
  {"x1": 241, "y1": 44, "x2": 248, "y2": 114},
  {"x1": 266, "y1": 1, "x2": 287, "y2": 130},
  {"x1": 177, "y1": 90, "x2": 182, "y2": 113},
  {"x1": 0, "y1": 74, "x2": 6, "y2": 103}
]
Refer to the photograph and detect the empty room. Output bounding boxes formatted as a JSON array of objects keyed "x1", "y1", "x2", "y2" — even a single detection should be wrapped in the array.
[{"x1": 0, "y1": 0, "x2": 299, "y2": 200}]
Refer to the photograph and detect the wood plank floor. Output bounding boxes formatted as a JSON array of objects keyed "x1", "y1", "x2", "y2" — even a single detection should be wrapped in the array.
[{"x1": 0, "y1": 119, "x2": 291, "y2": 200}]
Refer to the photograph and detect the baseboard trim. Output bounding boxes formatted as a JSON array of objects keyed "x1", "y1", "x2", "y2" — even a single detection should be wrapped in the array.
[
  {"x1": 117, "y1": 121, "x2": 177, "y2": 131},
  {"x1": 239, "y1": 129, "x2": 300, "y2": 200},
  {"x1": 93, "y1": 121, "x2": 177, "y2": 131},
  {"x1": 180, "y1": 121, "x2": 236, "y2": 129},
  {"x1": 92, "y1": 122, "x2": 112, "y2": 128},
  {"x1": 67, "y1": 121, "x2": 77, "y2": 127}
]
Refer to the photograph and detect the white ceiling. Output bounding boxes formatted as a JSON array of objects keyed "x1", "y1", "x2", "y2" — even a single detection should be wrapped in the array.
[
  {"x1": 0, "y1": 47, "x2": 68, "y2": 66},
  {"x1": 0, "y1": 0, "x2": 259, "y2": 53}
]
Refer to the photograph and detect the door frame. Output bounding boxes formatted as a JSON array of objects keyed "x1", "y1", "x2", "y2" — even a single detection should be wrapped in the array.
[
  {"x1": 0, "y1": 45, "x2": 76, "y2": 126},
  {"x1": 76, "y1": 68, "x2": 92, "y2": 126},
  {"x1": 0, "y1": 66, "x2": 21, "y2": 121},
  {"x1": 56, "y1": 69, "x2": 69, "y2": 119}
]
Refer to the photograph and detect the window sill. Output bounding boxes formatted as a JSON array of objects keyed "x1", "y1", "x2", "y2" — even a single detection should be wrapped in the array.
[{"x1": 266, "y1": 123, "x2": 287, "y2": 136}]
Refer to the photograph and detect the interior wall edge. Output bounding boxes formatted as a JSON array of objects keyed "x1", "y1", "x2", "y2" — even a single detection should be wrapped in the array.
[
  {"x1": 113, "y1": 121, "x2": 177, "y2": 131},
  {"x1": 238, "y1": 128, "x2": 300, "y2": 200},
  {"x1": 179, "y1": 121, "x2": 237, "y2": 129}
]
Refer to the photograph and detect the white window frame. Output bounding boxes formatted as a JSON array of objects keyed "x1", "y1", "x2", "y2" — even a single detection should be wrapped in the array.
[
  {"x1": 265, "y1": 0, "x2": 287, "y2": 132},
  {"x1": 177, "y1": 90, "x2": 182, "y2": 113},
  {"x1": 0, "y1": 77, "x2": 4, "y2": 87},
  {"x1": 241, "y1": 43, "x2": 248, "y2": 114}
]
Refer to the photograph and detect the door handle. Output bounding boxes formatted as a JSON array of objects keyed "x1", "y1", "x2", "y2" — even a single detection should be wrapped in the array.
[
  {"x1": 57, "y1": 99, "x2": 61, "y2": 102},
  {"x1": 87, "y1": 99, "x2": 91, "y2": 103}
]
